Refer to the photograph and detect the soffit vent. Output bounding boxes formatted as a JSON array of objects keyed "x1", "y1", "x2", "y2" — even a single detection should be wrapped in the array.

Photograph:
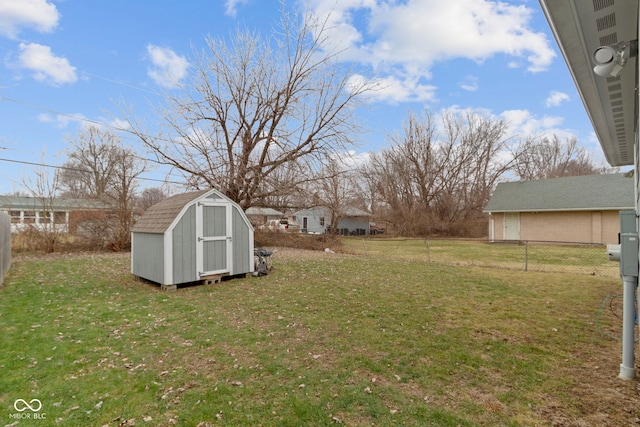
[
  {"x1": 596, "y1": 13, "x2": 617, "y2": 31},
  {"x1": 599, "y1": 33, "x2": 618, "y2": 46},
  {"x1": 593, "y1": 0, "x2": 615, "y2": 12}
]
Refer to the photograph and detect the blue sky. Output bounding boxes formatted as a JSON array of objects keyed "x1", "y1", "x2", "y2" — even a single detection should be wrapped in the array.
[{"x1": 0, "y1": 0, "x2": 607, "y2": 195}]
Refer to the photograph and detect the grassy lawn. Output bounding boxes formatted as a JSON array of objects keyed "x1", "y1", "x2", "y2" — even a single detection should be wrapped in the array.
[
  {"x1": 345, "y1": 238, "x2": 619, "y2": 277},
  {"x1": 0, "y1": 247, "x2": 637, "y2": 426}
]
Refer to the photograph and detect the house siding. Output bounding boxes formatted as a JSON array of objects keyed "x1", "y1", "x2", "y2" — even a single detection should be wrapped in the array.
[
  {"x1": 337, "y1": 217, "x2": 369, "y2": 235},
  {"x1": 491, "y1": 211, "x2": 620, "y2": 244}
]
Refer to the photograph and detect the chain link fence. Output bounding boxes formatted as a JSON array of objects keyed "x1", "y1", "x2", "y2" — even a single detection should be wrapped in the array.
[{"x1": 350, "y1": 238, "x2": 620, "y2": 277}]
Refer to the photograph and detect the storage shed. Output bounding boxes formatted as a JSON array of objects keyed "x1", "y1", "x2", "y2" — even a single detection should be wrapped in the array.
[{"x1": 131, "y1": 189, "x2": 254, "y2": 289}]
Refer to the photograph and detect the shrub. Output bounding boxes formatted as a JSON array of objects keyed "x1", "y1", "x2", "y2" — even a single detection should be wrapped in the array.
[{"x1": 254, "y1": 229, "x2": 344, "y2": 252}]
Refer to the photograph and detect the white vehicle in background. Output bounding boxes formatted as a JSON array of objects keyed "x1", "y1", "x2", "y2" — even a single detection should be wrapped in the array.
[{"x1": 262, "y1": 219, "x2": 290, "y2": 232}]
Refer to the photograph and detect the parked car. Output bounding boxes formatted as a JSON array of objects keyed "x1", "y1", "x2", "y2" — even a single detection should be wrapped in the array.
[{"x1": 369, "y1": 222, "x2": 385, "y2": 235}]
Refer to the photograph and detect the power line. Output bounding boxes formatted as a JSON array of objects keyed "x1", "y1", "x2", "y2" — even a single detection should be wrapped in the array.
[
  {"x1": 0, "y1": 156, "x2": 185, "y2": 186},
  {"x1": 0, "y1": 96, "x2": 130, "y2": 134},
  {"x1": 0, "y1": 44, "x2": 165, "y2": 98}
]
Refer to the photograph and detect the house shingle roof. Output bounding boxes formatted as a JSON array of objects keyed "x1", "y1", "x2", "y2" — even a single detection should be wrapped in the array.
[
  {"x1": 131, "y1": 190, "x2": 209, "y2": 234},
  {"x1": 484, "y1": 173, "x2": 634, "y2": 213},
  {"x1": 245, "y1": 207, "x2": 284, "y2": 217},
  {"x1": 294, "y1": 206, "x2": 372, "y2": 217},
  {"x1": 0, "y1": 195, "x2": 112, "y2": 211}
]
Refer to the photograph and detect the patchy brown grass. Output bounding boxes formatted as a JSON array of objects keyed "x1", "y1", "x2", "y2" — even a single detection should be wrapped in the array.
[{"x1": 1, "y1": 248, "x2": 639, "y2": 426}]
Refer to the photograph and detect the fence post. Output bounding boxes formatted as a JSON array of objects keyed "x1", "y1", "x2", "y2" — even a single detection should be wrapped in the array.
[
  {"x1": 525, "y1": 241, "x2": 528, "y2": 272},
  {"x1": 425, "y1": 239, "x2": 431, "y2": 263},
  {"x1": 0, "y1": 211, "x2": 10, "y2": 286}
]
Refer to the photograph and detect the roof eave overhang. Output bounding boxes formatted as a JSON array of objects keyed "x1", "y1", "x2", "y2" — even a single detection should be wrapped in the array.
[
  {"x1": 539, "y1": 0, "x2": 638, "y2": 167},
  {"x1": 484, "y1": 207, "x2": 633, "y2": 213}
]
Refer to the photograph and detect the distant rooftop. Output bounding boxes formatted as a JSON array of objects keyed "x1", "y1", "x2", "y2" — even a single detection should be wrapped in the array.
[
  {"x1": 0, "y1": 195, "x2": 112, "y2": 211},
  {"x1": 484, "y1": 173, "x2": 634, "y2": 213}
]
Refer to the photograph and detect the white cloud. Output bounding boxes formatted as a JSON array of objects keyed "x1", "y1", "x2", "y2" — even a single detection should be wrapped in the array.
[
  {"x1": 146, "y1": 44, "x2": 189, "y2": 88},
  {"x1": 437, "y1": 105, "x2": 573, "y2": 142},
  {"x1": 545, "y1": 90, "x2": 570, "y2": 108},
  {"x1": 0, "y1": 0, "x2": 59, "y2": 39},
  {"x1": 459, "y1": 75, "x2": 479, "y2": 92},
  {"x1": 307, "y1": 0, "x2": 556, "y2": 102},
  {"x1": 500, "y1": 108, "x2": 568, "y2": 139},
  {"x1": 38, "y1": 112, "x2": 86, "y2": 129},
  {"x1": 224, "y1": 0, "x2": 249, "y2": 17},
  {"x1": 18, "y1": 42, "x2": 77, "y2": 86},
  {"x1": 348, "y1": 73, "x2": 437, "y2": 104}
]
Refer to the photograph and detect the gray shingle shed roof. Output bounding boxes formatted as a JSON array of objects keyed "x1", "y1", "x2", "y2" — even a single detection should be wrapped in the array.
[
  {"x1": 131, "y1": 190, "x2": 209, "y2": 234},
  {"x1": 484, "y1": 173, "x2": 634, "y2": 213}
]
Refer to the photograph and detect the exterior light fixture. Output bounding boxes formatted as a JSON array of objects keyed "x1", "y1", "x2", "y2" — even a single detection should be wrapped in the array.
[{"x1": 593, "y1": 40, "x2": 638, "y2": 78}]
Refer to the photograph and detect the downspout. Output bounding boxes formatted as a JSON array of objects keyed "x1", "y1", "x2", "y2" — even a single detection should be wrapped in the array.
[
  {"x1": 620, "y1": 274, "x2": 637, "y2": 379},
  {"x1": 489, "y1": 214, "x2": 495, "y2": 242}
]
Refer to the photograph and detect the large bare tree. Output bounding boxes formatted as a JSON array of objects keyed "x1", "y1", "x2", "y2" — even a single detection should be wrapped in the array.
[
  {"x1": 126, "y1": 8, "x2": 371, "y2": 209},
  {"x1": 361, "y1": 110, "x2": 514, "y2": 236},
  {"x1": 513, "y1": 135, "x2": 606, "y2": 180},
  {"x1": 59, "y1": 126, "x2": 121, "y2": 198}
]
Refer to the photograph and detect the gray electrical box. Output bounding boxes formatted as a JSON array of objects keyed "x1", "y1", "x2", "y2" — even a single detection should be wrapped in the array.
[{"x1": 619, "y1": 210, "x2": 639, "y2": 277}]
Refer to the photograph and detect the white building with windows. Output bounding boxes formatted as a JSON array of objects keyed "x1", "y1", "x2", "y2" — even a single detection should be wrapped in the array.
[{"x1": 0, "y1": 195, "x2": 112, "y2": 234}]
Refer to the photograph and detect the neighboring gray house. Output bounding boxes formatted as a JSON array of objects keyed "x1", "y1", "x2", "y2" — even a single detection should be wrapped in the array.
[
  {"x1": 245, "y1": 207, "x2": 284, "y2": 227},
  {"x1": 484, "y1": 173, "x2": 634, "y2": 244},
  {"x1": 131, "y1": 189, "x2": 254, "y2": 289},
  {"x1": 294, "y1": 206, "x2": 372, "y2": 235}
]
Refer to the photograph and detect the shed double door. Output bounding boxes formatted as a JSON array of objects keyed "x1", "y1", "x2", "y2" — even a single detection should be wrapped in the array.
[{"x1": 197, "y1": 201, "x2": 232, "y2": 277}]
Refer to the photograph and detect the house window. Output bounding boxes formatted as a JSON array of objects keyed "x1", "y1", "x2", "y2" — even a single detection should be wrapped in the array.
[
  {"x1": 53, "y1": 211, "x2": 67, "y2": 224},
  {"x1": 303, "y1": 217, "x2": 308, "y2": 229},
  {"x1": 38, "y1": 211, "x2": 51, "y2": 224},
  {"x1": 9, "y1": 211, "x2": 21, "y2": 224},
  {"x1": 23, "y1": 211, "x2": 36, "y2": 224},
  {"x1": 320, "y1": 217, "x2": 325, "y2": 227}
]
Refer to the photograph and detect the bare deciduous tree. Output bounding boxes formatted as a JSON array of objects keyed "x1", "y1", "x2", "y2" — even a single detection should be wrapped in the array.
[
  {"x1": 126, "y1": 8, "x2": 371, "y2": 209},
  {"x1": 513, "y1": 135, "x2": 605, "y2": 180},
  {"x1": 108, "y1": 145, "x2": 145, "y2": 250},
  {"x1": 59, "y1": 127, "x2": 121, "y2": 199},
  {"x1": 21, "y1": 154, "x2": 62, "y2": 252},
  {"x1": 310, "y1": 156, "x2": 364, "y2": 234},
  {"x1": 361, "y1": 110, "x2": 513, "y2": 236},
  {"x1": 59, "y1": 126, "x2": 146, "y2": 250},
  {"x1": 137, "y1": 187, "x2": 168, "y2": 212}
]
